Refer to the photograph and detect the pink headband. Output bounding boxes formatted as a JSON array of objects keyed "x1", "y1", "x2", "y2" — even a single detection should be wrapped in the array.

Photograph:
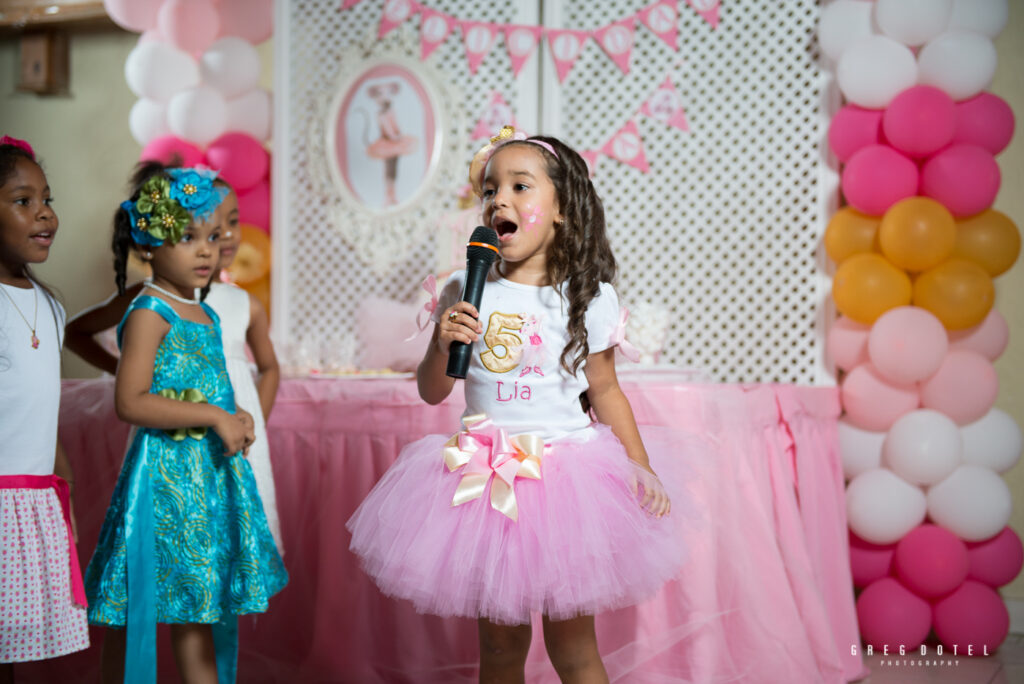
[
  {"x1": 469, "y1": 125, "x2": 558, "y2": 198},
  {"x1": 0, "y1": 135, "x2": 35, "y2": 160}
]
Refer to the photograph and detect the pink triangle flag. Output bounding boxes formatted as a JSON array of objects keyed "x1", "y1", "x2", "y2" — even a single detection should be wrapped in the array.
[
  {"x1": 378, "y1": 0, "x2": 419, "y2": 39},
  {"x1": 593, "y1": 17, "x2": 636, "y2": 75},
  {"x1": 503, "y1": 24, "x2": 544, "y2": 78},
  {"x1": 472, "y1": 92, "x2": 518, "y2": 140},
  {"x1": 546, "y1": 29, "x2": 590, "y2": 84},
  {"x1": 687, "y1": 0, "x2": 720, "y2": 29},
  {"x1": 600, "y1": 119, "x2": 649, "y2": 173},
  {"x1": 579, "y1": 150, "x2": 600, "y2": 177},
  {"x1": 420, "y1": 8, "x2": 455, "y2": 60},
  {"x1": 640, "y1": 76, "x2": 689, "y2": 132},
  {"x1": 461, "y1": 20, "x2": 499, "y2": 75},
  {"x1": 638, "y1": 0, "x2": 679, "y2": 51},
  {"x1": 340, "y1": 0, "x2": 365, "y2": 10}
]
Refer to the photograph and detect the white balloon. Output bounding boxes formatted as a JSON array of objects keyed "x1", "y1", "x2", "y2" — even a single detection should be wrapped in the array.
[
  {"x1": 839, "y1": 418, "x2": 885, "y2": 480},
  {"x1": 875, "y1": 0, "x2": 952, "y2": 47},
  {"x1": 837, "y1": 36, "x2": 918, "y2": 108},
  {"x1": 819, "y1": 0, "x2": 875, "y2": 62},
  {"x1": 167, "y1": 85, "x2": 228, "y2": 147},
  {"x1": 225, "y1": 88, "x2": 272, "y2": 141},
  {"x1": 947, "y1": 0, "x2": 1008, "y2": 38},
  {"x1": 200, "y1": 37, "x2": 261, "y2": 99},
  {"x1": 124, "y1": 40, "x2": 200, "y2": 102},
  {"x1": 846, "y1": 468, "x2": 927, "y2": 544},
  {"x1": 883, "y1": 409, "x2": 962, "y2": 486},
  {"x1": 128, "y1": 98, "x2": 169, "y2": 146},
  {"x1": 918, "y1": 31, "x2": 997, "y2": 101},
  {"x1": 960, "y1": 409, "x2": 1023, "y2": 474},
  {"x1": 927, "y1": 465, "x2": 1012, "y2": 541}
]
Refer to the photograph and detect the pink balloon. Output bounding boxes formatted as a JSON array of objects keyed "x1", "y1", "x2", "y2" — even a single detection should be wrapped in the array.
[
  {"x1": 139, "y1": 135, "x2": 206, "y2": 167},
  {"x1": 920, "y1": 350, "x2": 998, "y2": 425},
  {"x1": 138, "y1": 29, "x2": 165, "y2": 44},
  {"x1": 954, "y1": 93, "x2": 1015, "y2": 156},
  {"x1": 158, "y1": 0, "x2": 221, "y2": 55},
  {"x1": 883, "y1": 86, "x2": 956, "y2": 158},
  {"x1": 933, "y1": 580, "x2": 1010, "y2": 654},
  {"x1": 205, "y1": 133, "x2": 268, "y2": 191},
  {"x1": 920, "y1": 144, "x2": 1000, "y2": 217},
  {"x1": 948, "y1": 309, "x2": 1009, "y2": 361},
  {"x1": 237, "y1": 179, "x2": 270, "y2": 232},
  {"x1": 828, "y1": 316, "x2": 871, "y2": 373},
  {"x1": 841, "y1": 145, "x2": 919, "y2": 216},
  {"x1": 894, "y1": 524, "x2": 969, "y2": 599},
  {"x1": 856, "y1": 577, "x2": 931, "y2": 650},
  {"x1": 216, "y1": 0, "x2": 274, "y2": 44},
  {"x1": 829, "y1": 105, "x2": 882, "y2": 163},
  {"x1": 841, "y1": 363, "x2": 920, "y2": 431},
  {"x1": 867, "y1": 306, "x2": 948, "y2": 384},
  {"x1": 967, "y1": 527, "x2": 1024, "y2": 588},
  {"x1": 103, "y1": 0, "x2": 161, "y2": 32},
  {"x1": 849, "y1": 531, "x2": 895, "y2": 588}
]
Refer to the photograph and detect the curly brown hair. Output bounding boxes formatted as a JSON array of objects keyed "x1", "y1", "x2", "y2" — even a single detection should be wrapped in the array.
[{"x1": 501, "y1": 137, "x2": 617, "y2": 375}]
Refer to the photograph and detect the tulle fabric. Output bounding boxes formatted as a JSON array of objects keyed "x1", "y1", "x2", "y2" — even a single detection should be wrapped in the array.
[{"x1": 347, "y1": 424, "x2": 693, "y2": 626}]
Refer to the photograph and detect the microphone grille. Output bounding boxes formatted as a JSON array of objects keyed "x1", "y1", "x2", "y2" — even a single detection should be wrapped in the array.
[{"x1": 466, "y1": 226, "x2": 499, "y2": 264}]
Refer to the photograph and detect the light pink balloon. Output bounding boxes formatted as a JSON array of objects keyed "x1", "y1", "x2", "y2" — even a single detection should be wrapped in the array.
[
  {"x1": 159, "y1": 0, "x2": 221, "y2": 55},
  {"x1": 139, "y1": 135, "x2": 206, "y2": 167},
  {"x1": 849, "y1": 531, "x2": 896, "y2": 588},
  {"x1": 920, "y1": 144, "x2": 1000, "y2": 217},
  {"x1": 948, "y1": 309, "x2": 1009, "y2": 361},
  {"x1": 894, "y1": 524, "x2": 969, "y2": 598},
  {"x1": 138, "y1": 28, "x2": 165, "y2": 44},
  {"x1": 967, "y1": 527, "x2": 1024, "y2": 588},
  {"x1": 216, "y1": 0, "x2": 274, "y2": 44},
  {"x1": 868, "y1": 306, "x2": 948, "y2": 384},
  {"x1": 883, "y1": 86, "x2": 956, "y2": 158},
  {"x1": 920, "y1": 350, "x2": 998, "y2": 424},
  {"x1": 954, "y1": 92, "x2": 1015, "y2": 156},
  {"x1": 828, "y1": 316, "x2": 871, "y2": 373},
  {"x1": 205, "y1": 133, "x2": 268, "y2": 191},
  {"x1": 237, "y1": 179, "x2": 270, "y2": 232},
  {"x1": 103, "y1": 0, "x2": 161, "y2": 32},
  {"x1": 841, "y1": 145, "x2": 919, "y2": 216},
  {"x1": 933, "y1": 580, "x2": 1010, "y2": 653},
  {"x1": 856, "y1": 577, "x2": 931, "y2": 650},
  {"x1": 841, "y1": 363, "x2": 920, "y2": 431},
  {"x1": 829, "y1": 105, "x2": 882, "y2": 163}
]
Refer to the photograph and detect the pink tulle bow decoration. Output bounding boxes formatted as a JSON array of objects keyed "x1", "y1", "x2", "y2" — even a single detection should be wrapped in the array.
[
  {"x1": 0, "y1": 135, "x2": 35, "y2": 159},
  {"x1": 610, "y1": 307, "x2": 641, "y2": 363},
  {"x1": 404, "y1": 274, "x2": 439, "y2": 342}
]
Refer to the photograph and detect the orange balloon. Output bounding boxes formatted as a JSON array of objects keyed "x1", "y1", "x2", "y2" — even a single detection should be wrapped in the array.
[
  {"x1": 825, "y1": 207, "x2": 880, "y2": 264},
  {"x1": 913, "y1": 259, "x2": 994, "y2": 330},
  {"x1": 241, "y1": 274, "x2": 271, "y2": 321},
  {"x1": 227, "y1": 224, "x2": 271, "y2": 285},
  {"x1": 952, "y1": 209, "x2": 1021, "y2": 277},
  {"x1": 879, "y1": 197, "x2": 955, "y2": 272},
  {"x1": 832, "y1": 253, "x2": 912, "y2": 324}
]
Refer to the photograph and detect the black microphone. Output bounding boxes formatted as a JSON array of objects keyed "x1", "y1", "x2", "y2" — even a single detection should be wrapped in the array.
[{"x1": 446, "y1": 226, "x2": 499, "y2": 379}]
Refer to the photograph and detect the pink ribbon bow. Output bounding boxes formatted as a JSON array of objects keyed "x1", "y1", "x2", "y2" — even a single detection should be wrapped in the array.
[
  {"x1": 0, "y1": 135, "x2": 35, "y2": 159},
  {"x1": 610, "y1": 306, "x2": 641, "y2": 362},
  {"x1": 404, "y1": 274, "x2": 439, "y2": 342}
]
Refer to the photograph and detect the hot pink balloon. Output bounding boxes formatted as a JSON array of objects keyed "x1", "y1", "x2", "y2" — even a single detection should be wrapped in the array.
[
  {"x1": 829, "y1": 105, "x2": 882, "y2": 163},
  {"x1": 238, "y1": 179, "x2": 270, "y2": 232},
  {"x1": 920, "y1": 144, "x2": 1000, "y2": 217},
  {"x1": 216, "y1": 0, "x2": 274, "y2": 44},
  {"x1": 933, "y1": 580, "x2": 1009, "y2": 653},
  {"x1": 867, "y1": 306, "x2": 948, "y2": 385},
  {"x1": 954, "y1": 92, "x2": 1015, "y2": 155},
  {"x1": 882, "y1": 85, "x2": 956, "y2": 158},
  {"x1": 159, "y1": 0, "x2": 221, "y2": 55},
  {"x1": 205, "y1": 133, "x2": 269, "y2": 191},
  {"x1": 103, "y1": 0, "x2": 161, "y2": 32},
  {"x1": 894, "y1": 524, "x2": 969, "y2": 599},
  {"x1": 828, "y1": 316, "x2": 870, "y2": 372},
  {"x1": 856, "y1": 577, "x2": 931, "y2": 650},
  {"x1": 841, "y1": 363, "x2": 919, "y2": 432},
  {"x1": 967, "y1": 527, "x2": 1024, "y2": 588},
  {"x1": 139, "y1": 135, "x2": 206, "y2": 167},
  {"x1": 849, "y1": 531, "x2": 895, "y2": 588},
  {"x1": 920, "y1": 350, "x2": 998, "y2": 425},
  {"x1": 841, "y1": 145, "x2": 919, "y2": 216},
  {"x1": 948, "y1": 309, "x2": 1009, "y2": 361}
]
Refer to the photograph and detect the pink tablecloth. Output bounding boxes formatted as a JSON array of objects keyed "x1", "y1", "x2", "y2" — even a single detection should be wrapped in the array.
[{"x1": 20, "y1": 375, "x2": 864, "y2": 683}]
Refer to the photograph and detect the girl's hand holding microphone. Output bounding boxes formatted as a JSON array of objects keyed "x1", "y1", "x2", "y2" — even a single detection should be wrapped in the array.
[{"x1": 437, "y1": 302, "x2": 482, "y2": 355}]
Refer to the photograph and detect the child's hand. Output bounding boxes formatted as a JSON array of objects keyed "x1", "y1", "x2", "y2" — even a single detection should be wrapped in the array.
[
  {"x1": 631, "y1": 464, "x2": 672, "y2": 518},
  {"x1": 214, "y1": 409, "x2": 254, "y2": 455},
  {"x1": 235, "y1": 408, "x2": 256, "y2": 456},
  {"x1": 437, "y1": 302, "x2": 482, "y2": 355}
]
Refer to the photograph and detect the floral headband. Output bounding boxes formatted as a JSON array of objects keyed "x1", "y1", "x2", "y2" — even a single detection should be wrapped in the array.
[
  {"x1": 0, "y1": 135, "x2": 35, "y2": 160},
  {"x1": 468, "y1": 125, "x2": 559, "y2": 198},
  {"x1": 122, "y1": 167, "x2": 228, "y2": 247}
]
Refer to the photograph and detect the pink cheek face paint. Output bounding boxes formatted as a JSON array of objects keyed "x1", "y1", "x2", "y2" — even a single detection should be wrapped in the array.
[{"x1": 523, "y1": 205, "x2": 544, "y2": 231}]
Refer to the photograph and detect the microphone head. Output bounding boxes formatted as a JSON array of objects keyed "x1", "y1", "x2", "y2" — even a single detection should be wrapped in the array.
[{"x1": 466, "y1": 226, "x2": 499, "y2": 264}]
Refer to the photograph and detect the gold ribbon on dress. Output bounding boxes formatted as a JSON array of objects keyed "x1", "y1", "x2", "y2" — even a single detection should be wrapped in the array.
[
  {"x1": 156, "y1": 387, "x2": 209, "y2": 441},
  {"x1": 442, "y1": 414, "x2": 544, "y2": 522}
]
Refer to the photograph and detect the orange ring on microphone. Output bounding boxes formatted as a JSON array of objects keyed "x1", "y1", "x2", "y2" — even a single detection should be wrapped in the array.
[{"x1": 467, "y1": 241, "x2": 499, "y2": 253}]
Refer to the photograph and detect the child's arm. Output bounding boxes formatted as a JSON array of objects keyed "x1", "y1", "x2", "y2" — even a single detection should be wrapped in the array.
[
  {"x1": 53, "y1": 440, "x2": 77, "y2": 542},
  {"x1": 64, "y1": 282, "x2": 144, "y2": 374},
  {"x1": 416, "y1": 301, "x2": 481, "y2": 405},
  {"x1": 116, "y1": 308, "x2": 253, "y2": 454},
  {"x1": 245, "y1": 293, "x2": 279, "y2": 421}
]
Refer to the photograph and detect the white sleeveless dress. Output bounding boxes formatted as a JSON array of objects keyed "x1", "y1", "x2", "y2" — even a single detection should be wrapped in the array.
[{"x1": 205, "y1": 282, "x2": 283, "y2": 553}]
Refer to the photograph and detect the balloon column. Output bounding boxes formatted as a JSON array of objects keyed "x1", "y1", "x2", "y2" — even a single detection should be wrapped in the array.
[
  {"x1": 104, "y1": 0, "x2": 274, "y2": 314},
  {"x1": 821, "y1": 0, "x2": 1022, "y2": 654}
]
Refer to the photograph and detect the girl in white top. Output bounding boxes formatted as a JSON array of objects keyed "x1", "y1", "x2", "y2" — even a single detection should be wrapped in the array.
[{"x1": 0, "y1": 136, "x2": 89, "y2": 671}]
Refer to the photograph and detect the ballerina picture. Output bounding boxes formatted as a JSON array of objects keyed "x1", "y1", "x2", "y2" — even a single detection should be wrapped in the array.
[{"x1": 363, "y1": 81, "x2": 418, "y2": 206}]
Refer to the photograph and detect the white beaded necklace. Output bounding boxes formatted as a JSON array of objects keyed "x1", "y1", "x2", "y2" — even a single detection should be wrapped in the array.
[{"x1": 143, "y1": 280, "x2": 200, "y2": 305}]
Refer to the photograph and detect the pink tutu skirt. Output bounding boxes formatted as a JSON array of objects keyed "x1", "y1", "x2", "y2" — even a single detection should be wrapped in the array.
[{"x1": 347, "y1": 424, "x2": 693, "y2": 625}]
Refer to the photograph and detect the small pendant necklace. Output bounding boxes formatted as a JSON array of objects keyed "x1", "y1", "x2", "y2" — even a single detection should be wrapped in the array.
[
  {"x1": 144, "y1": 280, "x2": 200, "y2": 305},
  {"x1": 0, "y1": 282, "x2": 40, "y2": 349}
]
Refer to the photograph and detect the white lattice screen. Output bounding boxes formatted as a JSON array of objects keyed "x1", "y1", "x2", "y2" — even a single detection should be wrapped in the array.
[{"x1": 274, "y1": 0, "x2": 835, "y2": 384}]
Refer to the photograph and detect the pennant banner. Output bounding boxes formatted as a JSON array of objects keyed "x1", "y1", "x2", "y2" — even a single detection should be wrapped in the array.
[
  {"x1": 687, "y1": 0, "x2": 721, "y2": 29},
  {"x1": 640, "y1": 76, "x2": 689, "y2": 131},
  {"x1": 472, "y1": 92, "x2": 518, "y2": 140},
  {"x1": 503, "y1": 24, "x2": 544, "y2": 78},
  {"x1": 601, "y1": 119, "x2": 649, "y2": 173},
  {"x1": 420, "y1": 8, "x2": 456, "y2": 60},
  {"x1": 593, "y1": 17, "x2": 636, "y2": 75},
  {"x1": 547, "y1": 28, "x2": 590, "y2": 84},
  {"x1": 340, "y1": 0, "x2": 365, "y2": 9},
  {"x1": 379, "y1": 0, "x2": 418, "y2": 38},
  {"x1": 639, "y1": 0, "x2": 679, "y2": 51},
  {"x1": 461, "y1": 20, "x2": 499, "y2": 74},
  {"x1": 579, "y1": 149, "x2": 600, "y2": 177}
]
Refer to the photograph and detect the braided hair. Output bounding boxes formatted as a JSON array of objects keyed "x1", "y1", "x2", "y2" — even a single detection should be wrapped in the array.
[{"x1": 111, "y1": 159, "x2": 172, "y2": 295}]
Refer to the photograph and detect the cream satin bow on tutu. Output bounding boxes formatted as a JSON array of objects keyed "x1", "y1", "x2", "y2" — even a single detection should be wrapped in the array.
[{"x1": 442, "y1": 414, "x2": 545, "y2": 522}]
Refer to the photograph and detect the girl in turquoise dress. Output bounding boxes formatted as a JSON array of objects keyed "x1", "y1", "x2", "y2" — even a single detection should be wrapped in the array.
[{"x1": 84, "y1": 165, "x2": 287, "y2": 684}]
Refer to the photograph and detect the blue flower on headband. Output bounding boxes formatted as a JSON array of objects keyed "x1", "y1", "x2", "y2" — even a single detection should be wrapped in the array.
[
  {"x1": 167, "y1": 167, "x2": 227, "y2": 221},
  {"x1": 122, "y1": 200, "x2": 164, "y2": 247}
]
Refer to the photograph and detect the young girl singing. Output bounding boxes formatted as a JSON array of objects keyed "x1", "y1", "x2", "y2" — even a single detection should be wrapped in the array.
[{"x1": 348, "y1": 127, "x2": 690, "y2": 680}]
